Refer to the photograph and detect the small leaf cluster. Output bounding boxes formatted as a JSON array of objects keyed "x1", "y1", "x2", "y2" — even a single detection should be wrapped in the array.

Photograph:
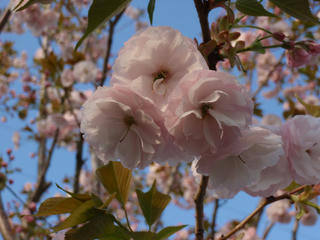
[{"x1": 36, "y1": 161, "x2": 186, "y2": 240}]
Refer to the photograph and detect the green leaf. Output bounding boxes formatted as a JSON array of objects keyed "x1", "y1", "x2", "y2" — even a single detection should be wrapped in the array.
[
  {"x1": 56, "y1": 184, "x2": 92, "y2": 202},
  {"x1": 304, "y1": 201, "x2": 320, "y2": 214},
  {"x1": 36, "y1": 197, "x2": 82, "y2": 217},
  {"x1": 136, "y1": 181, "x2": 171, "y2": 227},
  {"x1": 65, "y1": 213, "x2": 131, "y2": 240},
  {"x1": 236, "y1": 0, "x2": 276, "y2": 17},
  {"x1": 249, "y1": 40, "x2": 266, "y2": 54},
  {"x1": 296, "y1": 96, "x2": 320, "y2": 117},
  {"x1": 147, "y1": 0, "x2": 156, "y2": 25},
  {"x1": 96, "y1": 162, "x2": 132, "y2": 206},
  {"x1": 132, "y1": 231, "x2": 156, "y2": 240},
  {"x1": 53, "y1": 198, "x2": 103, "y2": 232},
  {"x1": 269, "y1": 0, "x2": 319, "y2": 24},
  {"x1": 75, "y1": 0, "x2": 131, "y2": 50},
  {"x1": 156, "y1": 225, "x2": 187, "y2": 240}
]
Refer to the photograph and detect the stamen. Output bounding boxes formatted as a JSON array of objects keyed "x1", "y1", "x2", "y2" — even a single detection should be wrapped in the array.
[
  {"x1": 201, "y1": 103, "x2": 212, "y2": 118},
  {"x1": 153, "y1": 70, "x2": 169, "y2": 82},
  {"x1": 119, "y1": 115, "x2": 136, "y2": 143},
  {"x1": 238, "y1": 155, "x2": 246, "y2": 164}
]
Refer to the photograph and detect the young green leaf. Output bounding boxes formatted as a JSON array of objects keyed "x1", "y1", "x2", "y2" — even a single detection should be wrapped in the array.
[
  {"x1": 96, "y1": 161, "x2": 132, "y2": 206},
  {"x1": 147, "y1": 0, "x2": 156, "y2": 25},
  {"x1": 75, "y1": 0, "x2": 131, "y2": 51},
  {"x1": 36, "y1": 197, "x2": 82, "y2": 217},
  {"x1": 156, "y1": 225, "x2": 187, "y2": 240},
  {"x1": 64, "y1": 213, "x2": 131, "y2": 240},
  {"x1": 136, "y1": 181, "x2": 171, "y2": 227},
  {"x1": 131, "y1": 231, "x2": 156, "y2": 240},
  {"x1": 56, "y1": 184, "x2": 92, "y2": 202},
  {"x1": 53, "y1": 198, "x2": 103, "y2": 232},
  {"x1": 296, "y1": 96, "x2": 320, "y2": 117},
  {"x1": 269, "y1": 0, "x2": 319, "y2": 24},
  {"x1": 14, "y1": 0, "x2": 51, "y2": 11},
  {"x1": 236, "y1": 0, "x2": 276, "y2": 17}
]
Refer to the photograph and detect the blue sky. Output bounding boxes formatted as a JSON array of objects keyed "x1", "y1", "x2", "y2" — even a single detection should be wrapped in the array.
[{"x1": 0, "y1": 0, "x2": 319, "y2": 239}]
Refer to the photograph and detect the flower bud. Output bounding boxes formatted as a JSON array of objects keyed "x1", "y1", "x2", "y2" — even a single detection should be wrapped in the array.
[{"x1": 272, "y1": 32, "x2": 286, "y2": 41}]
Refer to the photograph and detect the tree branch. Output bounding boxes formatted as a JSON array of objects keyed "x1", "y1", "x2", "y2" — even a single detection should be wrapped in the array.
[
  {"x1": 210, "y1": 199, "x2": 219, "y2": 240},
  {"x1": 218, "y1": 185, "x2": 306, "y2": 240},
  {"x1": 194, "y1": 175, "x2": 209, "y2": 240},
  {"x1": 193, "y1": 0, "x2": 223, "y2": 70},
  {"x1": 262, "y1": 222, "x2": 274, "y2": 240},
  {"x1": 0, "y1": 193, "x2": 14, "y2": 240},
  {"x1": 292, "y1": 219, "x2": 299, "y2": 240},
  {"x1": 100, "y1": 11, "x2": 124, "y2": 87},
  {"x1": 0, "y1": 9, "x2": 11, "y2": 34},
  {"x1": 30, "y1": 129, "x2": 59, "y2": 203},
  {"x1": 73, "y1": 133, "x2": 84, "y2": 193}
]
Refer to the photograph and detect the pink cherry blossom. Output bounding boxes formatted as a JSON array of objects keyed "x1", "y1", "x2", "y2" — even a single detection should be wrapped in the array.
[
  {"x1": 60, "y1": 68, "x2": 75, "y2": 87},
  {"x1": 286, "y1": 47, "x2": 311, "y2": 68},
  {"x1": 196, "y1": 127, "x2": 283, "y2": 198},
  {"x1": 244, "y1": 155, "x2": 292, "y2": 197},
  {"x1": 281, "y1": 115, "x2": 320, "y2": 185},
  {"x1": 167, "y1": 70, "x2": 253, "y2": 156},
  {"x1": 266, "y1": 197, "x2": 291, "y2": 223},
  {"x1": 111, "y1": 26, "x2": 208, "y2": 108},
  {"x1": 73, "y1": 60, "x2": 98, "y2": 83},
  {"x1": 81, "y1": 85, "x2": 165, "y2": 169}
]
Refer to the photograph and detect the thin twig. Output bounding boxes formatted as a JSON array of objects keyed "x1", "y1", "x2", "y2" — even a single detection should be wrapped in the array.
[
  {"x1": 6, "y1": 185, "x2": 26, "y2": 206},
  {"x1": 0, "y1": 9, "x2": 11, "y2": 34},
  {"x1": 210, "y1": 199, "x2": 219, "y2": 240},
  {"x1": 0, "y1": 193, "x2": 14, "y2": 240},
  {"x1": 252, "y1": 52, "x2": 285, "y2": 98},
  {"x1": 262, "y1": 222, "x2": 274, "y2": 240},
  {"x1": 292, "y1": 219, "x2": 299, "y2": 240},
  {"x1": 100, "y1": 11, "x2": 125, "y2": 87},
  {"x1": 194, "y1": 175, "x2": 209, "y2": 240},
  {"x1": 218, "y1": 185, "x2": 306, "y2": 240},
  {"x1": 30, "y1": 129, "x2": 59, "y2": 202}
]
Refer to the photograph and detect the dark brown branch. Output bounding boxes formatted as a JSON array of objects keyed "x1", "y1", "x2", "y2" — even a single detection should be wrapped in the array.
[
  {"x1": 73, "y1": 133, "x2": 84, "y2": 193},
  {"x1": 218, "y1": 185, "x2": 306, "y2": 240},
  {"x1": 0, "y1": 193, "x2": 14, "y2": 240},
  {"x1": 193, "y1": 0, "x2": 223, "y2": 70},
  {"x1": 194, "y1": 175, "x2": 209, "y2": 240},
  {"x1": 210, "y1": 199, "x2": 219, "y2": 239},
  {"x1": 193, "y1": 0, "x2": 211, "y2": 43},
  {"x1": 100, "y1": 11, "x2": 125, "y2": 87},
  {"x1": 0, "y1": 9, "x2": 11, "y2": 34}
]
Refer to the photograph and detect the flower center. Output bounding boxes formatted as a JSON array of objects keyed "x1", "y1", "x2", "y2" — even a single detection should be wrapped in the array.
[
  {"x1": 119, "y1": 115, "x2": 136, "y2": 143},
  {"x1": 151, "y1": 70, "x2": 169, "y2": 95},
  {"x1": 153, "y1": 70, "x2": 169, "y2": 82},
  {"x1": 201, "y1": 103, "x2": 212, "y2": 118}
]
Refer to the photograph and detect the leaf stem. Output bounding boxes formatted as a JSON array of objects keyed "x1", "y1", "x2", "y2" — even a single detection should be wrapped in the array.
[
  {"x1": 122, "y1": 204, "x2": 133, "y2": 232},
  {"x1": 233, "y1": 24, "x2": 273, "y2": 35}
]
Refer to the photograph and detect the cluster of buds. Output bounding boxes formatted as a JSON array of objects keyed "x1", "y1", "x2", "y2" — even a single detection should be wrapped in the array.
[{"x1": 210, "y1": 15, "x2": 245, "y2": 70}]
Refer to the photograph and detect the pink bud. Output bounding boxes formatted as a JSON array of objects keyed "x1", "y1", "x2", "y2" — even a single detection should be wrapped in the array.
[
  {"x1": 272, "y1": 32, "x2": 285, "y2": 41},
  {"x1": 6, "y1": 149, "x2": 12, "y2": 155},
  {"x1": 286, "y1": 47, "x2": 311, "y2": 68},
  {"x1": 1, "y1": 162, "x2": 8, "y2": 168},
  {"x1": 8, "y1": 179, "x2": 13, "y2": 184}
]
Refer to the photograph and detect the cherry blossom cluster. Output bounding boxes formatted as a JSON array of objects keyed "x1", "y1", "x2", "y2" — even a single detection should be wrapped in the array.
[{"x1": 79, "y1": 26, "x2": 320, "y2": 199}]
